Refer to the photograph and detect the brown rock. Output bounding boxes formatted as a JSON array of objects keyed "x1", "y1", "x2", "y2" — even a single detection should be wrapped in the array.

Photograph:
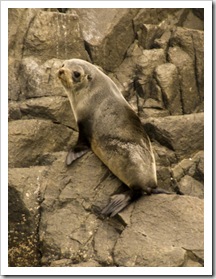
[
  {"x1": 39, "y1": 151, "x2": 122, "y2": 265},
  {"x1": 19, "y1": 58, "x2": 67, "y2": 99},
  {"x1": 143, "y1": 113, "x2": 204, "y2": 159},
  {"x1": 154, "y1": 63, "x2": 182, "y2": 115},
  {"x1": 74, "y1": 9, "x2": 138, "y2": 71},
  {"x1": 8, "y1": 166, "x2": 48, "y2": 266},
  {"x1": 9, "y1": 96, "x2": 77, "y2": 130},
  {"x1": 168, "y1": 46, "x2": 200, "y2": 114},
  {"x1": 178, "y1": 175, "x2": 204, "y2": 199},
  {"x1": 114, "y1": 195, "x2": 203, "y2": 267},
  {"x1": 137, "y1": 24, "x2": 164, "y2": 49},
  {"x1": 8, "y1": 119, "x2": 73, "y2": 168},
  {"x1": 23, "y1": 11, "x2": 88, "y2": 61},
  {"x1": 134, "y1": 48, "x2": 166, "y2": 102}
]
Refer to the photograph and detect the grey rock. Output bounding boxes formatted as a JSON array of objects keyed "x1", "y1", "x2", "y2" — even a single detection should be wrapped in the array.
[
  {"x1": 39, "y1": 151, "x2": 122, "y2": 265},
  {"x1": 178, "y1": 175, "x2": 204, "y2": 199},
  {"x1": 183, "y1": 9, "x2": 204, "y2": 30},
  {"x1": 137, "y1": 24, "x2": 164, "y2": 49},
  {"x1": 143, "y1": 113, "x2": 204, "y2": 159},
  {"x1": 133, "y1": 8, "x2": 181, "y2": 30},
  {"x1": 192, "y1": 31, "x2": 204, "y2": 103},
  {"x1": 9, "y1": 96, "x2": 77, "y2": 130},
  {"x1": 114, "y1": 195, "x2": 203, "y2": 267},
  {"x1": 154, "y1": 63, "x2": 182, "y2": 115},
  {"x1": 134, "y1": 48, "x2": 166, "y2": 103},
  {"x1": 74, "y1": 9, "x2": 138, "y2": 71},
  {"x1": 8, "y1": 58, "x2": 21, "y2": 101},
  {"x1": 172, "y1": 151, "x2": 204, "y2": 182},
  {"x1": 94, "y1": 222, "x2": 119, "y2": 265},
  {"x1": 23, "y1": 11, "x2": 88, "y2": 61},
  {"x1": 8, "y1": 166, "x2": 48, "y2": 266},
  {"x1": 169, "y1": 27, "x2": 204, "y2": 107},
  {"x1": 19, "y1": 58, "x2": 66, "y2": 99},
  {"x1": 168, "y1": 46, "x2": 200, "y2": 114},
  {"x1": 8, "y1": 119, "x2": 74, "y2": 168}
]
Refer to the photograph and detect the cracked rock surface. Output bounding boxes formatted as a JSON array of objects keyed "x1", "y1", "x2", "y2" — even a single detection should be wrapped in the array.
[{"x1": 8, "y1": 8, "x2": 204, "y2": 267}]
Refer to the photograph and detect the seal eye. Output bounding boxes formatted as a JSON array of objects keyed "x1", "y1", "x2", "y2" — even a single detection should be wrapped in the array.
[{"x1": 72, "y1": 71, "x2": 81, "y2": 82}]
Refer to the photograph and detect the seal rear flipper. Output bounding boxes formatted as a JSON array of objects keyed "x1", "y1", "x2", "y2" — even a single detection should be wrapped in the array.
[
  {"x1": 101, "y1": 191, "x2": 133, "y2": 218},
  {"x1": 66, "y1": 147, "x2": 89, "y2": 166},
  {"x1": 150, "y1": 188, "x2": 173, "y2": 195}
]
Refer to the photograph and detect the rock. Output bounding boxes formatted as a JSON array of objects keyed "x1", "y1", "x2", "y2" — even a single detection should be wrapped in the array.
[
  {"x1": 192, "y1": 31, "x2": 204, "y2": 103},
  {"x1": 8, "y1": 119, "x2": 74, "y2": 168},
  {"x1": 137, "y1": 24, "x2": 164, "y2": 49},
  {"x1": 156, "y1": 166, "x2": 172, "y2": 191},
  {"x1": 94, "y1": 222, "x2": 119, "y2": 265},
  {"x1": 192, "y1": 9, "x2": 204, "y2": 21},
  {"x1": 152, "y1": 142, "x2": 177, "y2": 167},
  {"x1": 8, "y1": 8, "x2": 39, "y2": 58},
  {"x1": 8, "y1": 166, "x2": 48, "y2": 267},
  {"x1": 169, "y1": 27, "x2": 204, "y2": 107},
  {"x1": 172, "y1": 151, "x2": 204, "y2": 182},
  {"x1": 168, "y1": 46, "x2": 200, "y2": 114},
  {"x1": 133, "y1": 8, "x2": 181, "y2": 29},
  {"x1": 143, "y1": 113, "x2": 204, "y2": 159},
  {"x1": 114, "y1": 195, "x2": 203, "y2": 267},
  {"x1": 74, "y1": 9, "x2": 138, "y2": 71},
  {"x1": 182, "y1": 9, "x2": 204, "y2": 30},
  {"x1": 23, "y1": 11, "x2": 88, "y2": 61},
  {"x1": 154, "y1": 63, "x2": 182, "y2": 115},
  {"x1": 9, "y1": 96, "x2": 77, "y2": 130},
  {"x1": 50, "y1": 259, "x2": 101, "y2": 267},
  {"x1": 133, "y1": 48, "x2": 166, "y2": 103},
  {"x1": 178, "y1": 175, "x2": 204, "y2": 199},
  {"x1": 39, "y1": 151, "x2": 122, "y2": 265},
  {"x1": 8, "y1": 57, "x2": 21, "y2": 101},
  {"x1": 154, "y1": 30, "x2": 171, "y2": 50},
  {"x1": 19, "y1": 58, "x2": 67, "y2": 99}
]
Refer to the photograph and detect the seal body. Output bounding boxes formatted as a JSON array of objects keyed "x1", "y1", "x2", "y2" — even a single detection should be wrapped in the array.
[{"x1": 58, "y1": 59, "x2": 167, "y2": 217}]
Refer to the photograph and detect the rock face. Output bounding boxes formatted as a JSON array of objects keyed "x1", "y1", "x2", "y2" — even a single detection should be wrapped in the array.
[{"x1": 8, "y1": 8, "x2": 204, "y2": 267}]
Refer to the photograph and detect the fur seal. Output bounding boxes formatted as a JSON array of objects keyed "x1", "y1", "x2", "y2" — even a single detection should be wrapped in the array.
[{"x1": 57, "y1": 59, "x2": 171, "y2": 217}]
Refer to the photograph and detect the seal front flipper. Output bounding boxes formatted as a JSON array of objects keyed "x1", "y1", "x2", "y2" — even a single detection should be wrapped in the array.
[
  {"x1": 66, "y1": 129, "x2": 90, "y2": 166},
  {"x1": 101, "y1": 190, "x2": 134, "y2": 218}
]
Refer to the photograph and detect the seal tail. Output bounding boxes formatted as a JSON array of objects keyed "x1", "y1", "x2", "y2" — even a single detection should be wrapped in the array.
[{"x1": 101, "y1": 191, "x2": 134, "y2": 218}]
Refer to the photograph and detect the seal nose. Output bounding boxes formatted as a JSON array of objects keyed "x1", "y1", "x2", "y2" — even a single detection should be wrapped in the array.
[{"x1": 58, "y1": 68, "x2": 65, "y2": 76}]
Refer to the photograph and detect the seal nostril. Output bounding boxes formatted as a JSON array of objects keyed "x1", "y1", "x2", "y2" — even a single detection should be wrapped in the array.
[{"x1": 59, "y1": 69, "x2": 64, "y2": 75}]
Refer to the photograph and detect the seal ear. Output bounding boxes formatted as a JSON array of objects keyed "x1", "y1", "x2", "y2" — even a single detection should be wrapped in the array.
[{"x1": 87, "y1": 74, "x2": 92, "y2": 81}]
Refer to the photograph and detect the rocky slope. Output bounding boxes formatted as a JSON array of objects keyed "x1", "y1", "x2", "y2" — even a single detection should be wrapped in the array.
[{"x1": 8, "y1": 8, "x2": 204, "y2": 267}]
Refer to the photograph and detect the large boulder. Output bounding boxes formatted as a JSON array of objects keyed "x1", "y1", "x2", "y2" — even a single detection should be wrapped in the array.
[
  {"x1": 115, "y1": 195, "x2": 203, "y2": 267},
  {"x1": 8, "y1": 119, "x2": 74, "y2": 168},
  {"x1": 143, "y1": 113, "x2": 204, "y2": 159},
  {"x1": 73, "y1": 9, "x2": 138, "y2": 71}
]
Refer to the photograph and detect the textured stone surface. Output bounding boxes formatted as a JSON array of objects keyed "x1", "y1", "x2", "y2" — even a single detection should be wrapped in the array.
[
  {"x1": 74, "y1": 9, "x2": 138, "y2": 71},
  {"x1": 143, "y1": 113, "x2": 204, "y2": 159},
  {"x1": 8, "y1": 166, "x2": 48, "y2": 266},
  {"x1": 114, "y1": 195, "x2": 203, "y2": 267},
  {"x1": 8, "y1": 8, "x2": 204, "y2": 267},
  {"x1": 23, "y1": 11, "x2": 88, "y2": 61},
  {"x1": 8, "y1": 119, "x2": 73, "y2": 168}
]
